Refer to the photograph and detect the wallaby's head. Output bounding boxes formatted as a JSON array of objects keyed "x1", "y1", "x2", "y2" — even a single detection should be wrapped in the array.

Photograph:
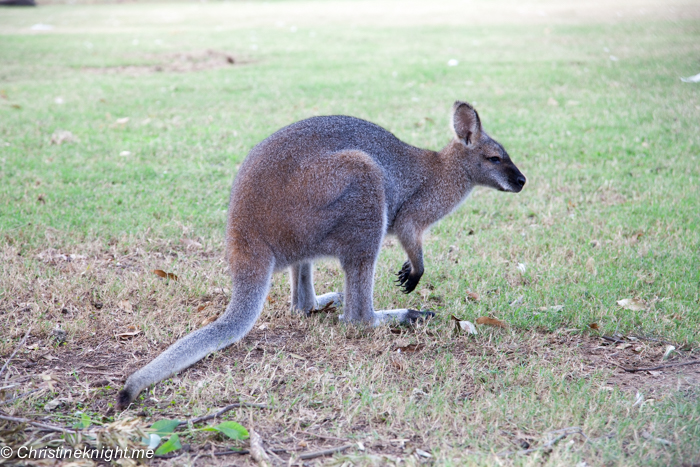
[{"x1": 450, "y1": 101, "x2": 526, "y2": 193}]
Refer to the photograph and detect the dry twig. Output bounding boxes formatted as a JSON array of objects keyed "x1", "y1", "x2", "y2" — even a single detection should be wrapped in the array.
[
  {"x1": 299, "y1": 444, "x2": 354, "y2": 460},
  {"x1": 0, "y1": 413, "x2": 76, "y2": 434},
  {"x1": 177, "y1": 401, "x2": 268, "y2": 428},
  {"x1": 298, "y1": 430, "x2": 349, "y2": 442},
  {"x1": 616, "y1": 360, "x2": 700, "y2": 373}
]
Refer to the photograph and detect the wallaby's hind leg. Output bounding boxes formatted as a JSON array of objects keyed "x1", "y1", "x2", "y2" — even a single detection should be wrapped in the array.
[
  {"x1": 290, "y1": 261, "x2": 343, "y2": 313},
  {"x1": 290, "y1": 261, "x2": 317, "y2": 313},
  {"x1": 341, "y1": 255, "x2": 434, "y2": 326},
  {"x1": 340, "y1": 255, "x2": 378, "y2": 323},
  {"x1": 117, "y1": 257, "x2": 274, "y2": 410}
]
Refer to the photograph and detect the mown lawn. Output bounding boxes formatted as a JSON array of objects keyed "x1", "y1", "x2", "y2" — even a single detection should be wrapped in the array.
[{"x1": 1, "y1": 1, "x2": 699, "y2": 465}]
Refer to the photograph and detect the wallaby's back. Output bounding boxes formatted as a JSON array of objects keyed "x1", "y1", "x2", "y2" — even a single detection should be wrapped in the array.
[{"x1": 234, "y1": 115, "x2": 429, "y2": 228}]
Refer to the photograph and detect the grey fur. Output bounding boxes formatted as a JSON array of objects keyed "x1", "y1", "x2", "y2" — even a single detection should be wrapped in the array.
[{"x1": 116, "y1": 101, "x2": 525, "y2": 410}]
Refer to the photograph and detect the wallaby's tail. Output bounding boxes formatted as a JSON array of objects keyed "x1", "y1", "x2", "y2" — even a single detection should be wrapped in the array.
[{"x1": 117, "y1": 263, "x2": 273, "y2": 410}]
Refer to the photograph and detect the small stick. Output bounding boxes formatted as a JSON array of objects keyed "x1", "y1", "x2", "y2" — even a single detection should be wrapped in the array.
[
  {"x1": 0, "y1": 327, "x2": 32, "y2": 379},
  {"x1": 616, "y1": 360, "x2": 700, "y2": 373},
  {"x1": 298, "y1": 430, "x2": 349, "y2": 442},
  {"x1": 178, "y1": 401, "x2": 268, "y2": 428},
  {"x1": 299, "y1": 444, "x2": 353, "y2": 460},
  {"x1": 213, "y1": 449, "x2": 250, "y2": 456},
  {"x1": 601, "y1": 335, "x2": 624, "y2": 344},
  {"x1": 0, "y1": 413, "x2": 75, "y2": 434}
]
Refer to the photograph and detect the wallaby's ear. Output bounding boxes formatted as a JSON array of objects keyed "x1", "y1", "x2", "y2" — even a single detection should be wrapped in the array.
[{"x1": 452, "y1": 101, "x2": 481, "y2": 146}]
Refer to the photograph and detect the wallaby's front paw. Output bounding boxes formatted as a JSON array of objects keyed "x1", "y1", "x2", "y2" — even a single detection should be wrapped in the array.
[
  {"x1": 395, "y1": 261, "x2": 420, "y2": 294},
  {"x1": 405, "y1": 309, "x2": 435, "y2": 324}
]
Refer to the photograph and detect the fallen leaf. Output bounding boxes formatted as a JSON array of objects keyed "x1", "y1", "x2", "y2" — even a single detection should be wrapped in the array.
[
  {"x1": 415, "y1": 448, "x2": 433, "y2": 458},
  {"x1": 648, "y1": 370, "x2": 662, "y2": 377},
  {"x1": 288, "y1": 353, "x2": 305, "y2": 360},
  {"x1": 44, "y1": 398, "x2": 62, "y2": 411},
  {"x1": 153, "y1": 269, "x2": 178, "y2": 280},
  {"x1": 547, "y1": 97, "x2": 559, "y2": 106},
  {"x1": 465, "y1": 291, "x2": 480, "y2": 302},
  {"x1": 395, "y1": 343, "x2": 424, "y2": 353},
  {"x1": 662, "y1": 345, "x2": 675, "y2": 361},
  {"x1": 616, "y1": 343, "x2": 632, "y2": 350},
  {"x1": 589, "y1": 323, "x2": 599, "y2": 330},
  {"x1": 115, "y1": 326, "x2": 141, "y2": 340},
  {"x1": 617, "y1": 298, "x2": 646, "y2": 311},
  {"x1": 199, "y1": 316, "x2": 217, "y2": 327},
  {"x1": 390, "y1": 355, "x2": 406, "y2": 371},
  {"x1": 475, "y1": 316, "x2": 507, "y2": 328},
  {"x1": 117, "y1": 300, "x2": 133, "y2": 312},
  {"x1": 11, "y1": 104, "x2": 21, "y2": 109},
  {"x1": 196, "y1": 303, "x2": 209, "y2": 312},
  {"x1": 50, "y1": 130, "x2": 78, "y2": 145},
  {"x1": 451, "y1": 315, "x2": 478, "y2": 335}
]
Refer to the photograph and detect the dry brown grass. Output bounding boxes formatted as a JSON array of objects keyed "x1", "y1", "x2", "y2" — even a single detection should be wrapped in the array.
[{"x1": 2, "y1": 238, "x2": 698, "y2": 465}]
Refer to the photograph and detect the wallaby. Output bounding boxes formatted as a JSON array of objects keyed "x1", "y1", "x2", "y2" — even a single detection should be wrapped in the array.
[{"x1": 116, "y1": 101, "x2": 526, "y2": 409}]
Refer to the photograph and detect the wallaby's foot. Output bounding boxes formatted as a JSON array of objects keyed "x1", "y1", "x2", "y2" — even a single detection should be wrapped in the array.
[
  {"x1": 370, "y1": 308, "x2": 435, "y2": 326},
  {"x1": 404, "y1": 309, "x2": 435, "y2": 323},
  {"x1": 316, "y1": 292, "x2": 344, "y2": 309},
  {"x1": 395, "y1": 261, "x2": 421, "y2": 294}
]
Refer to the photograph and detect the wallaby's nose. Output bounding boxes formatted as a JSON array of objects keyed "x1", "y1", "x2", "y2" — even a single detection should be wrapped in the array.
[{"x1": 516, "y1": 175, "x2": 526, "y2": 188}]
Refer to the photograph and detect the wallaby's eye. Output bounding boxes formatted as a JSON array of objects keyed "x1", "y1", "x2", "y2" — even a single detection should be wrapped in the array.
[{"x1": 488, "y1": 157, "x2": 500, "y2": 164}]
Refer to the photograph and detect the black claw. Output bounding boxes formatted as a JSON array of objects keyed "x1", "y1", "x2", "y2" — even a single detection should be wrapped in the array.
[
  {"x1": 395, "y1": 261, "x2": 419, "y2": 294},
  {"x1": 405, "y1": 309, "x2": 435, "y2": 324}
]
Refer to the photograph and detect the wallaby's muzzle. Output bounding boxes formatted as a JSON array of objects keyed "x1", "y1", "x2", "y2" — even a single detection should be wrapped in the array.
[{"x1": 497, "y1": 164, "x2": 526, "y2": 193}]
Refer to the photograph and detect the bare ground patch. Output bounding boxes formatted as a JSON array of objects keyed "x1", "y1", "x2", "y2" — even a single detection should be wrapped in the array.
[{"x1": 82, "y1": 50, "x2": 239, "y2": 76}]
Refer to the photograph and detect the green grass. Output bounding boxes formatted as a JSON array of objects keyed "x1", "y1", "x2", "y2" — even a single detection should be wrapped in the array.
[{"x1": 1, "y1": 1, "x2": 699, "y2": 465}]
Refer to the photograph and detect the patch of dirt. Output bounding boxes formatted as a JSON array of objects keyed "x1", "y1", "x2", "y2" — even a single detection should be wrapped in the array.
[{"x1": 83, "y1": 49, "x2": 238, "y2": 76}]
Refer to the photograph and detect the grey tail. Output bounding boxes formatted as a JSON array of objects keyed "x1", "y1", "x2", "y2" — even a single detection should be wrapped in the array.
[{"x1": 116, "y1": 265, "x2": 272, "y2": 410}]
